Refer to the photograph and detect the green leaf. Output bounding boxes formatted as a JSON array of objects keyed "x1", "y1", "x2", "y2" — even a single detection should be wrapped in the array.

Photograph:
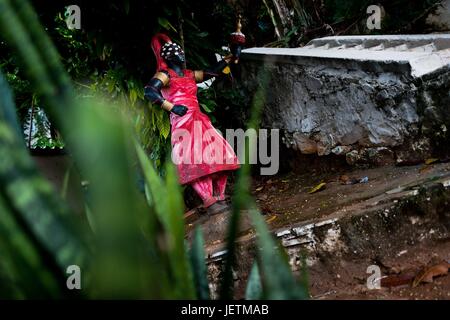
[
  {"x1": 245, "y1": 262, "x2": 263, "y2": 300},
  {"x1": 124, "y1": 0, "x2": 130, "y2": 15},
  {"x1": 129, "y1": 88, "x2": 137, "y2": 105},
  {"x1": 61, "y1": 166, "x2": 71, "y2": 200},
  {"x1": 0, "y1": 70, "x2": 88, "y2": 278},
  {"x1": 135, "y1": 142, "x2": 195, "y2": 299},
  {"x1": 200, "y1": 103, "x2": 212, "y2": 113},
  {"x1": 158, "y1": 17, "x2": 177, "y2": 32},
  {"x1": 251, "y1": 209, "x2": 309, "y2": 300},
  {"x1": 107, "y1": 80, "x2": 116, "y2": 93},
  {"x1": 0, "y1": 76, "x2": 84, "y2": 298},
  {"x1": 0, "y1": 72, "x2": 22, "y2": 139},
  {"x1": 84, "y1": 203, "x2": 97, "y2": 234},
  {"x1": 157, "y1": 111, "x2": 170, "y2": 139},
  {"x1": 0, "y1": 193, "x2": 63, "y2": 298},
  {"x1": 189, "y1": 227, "x2": 210, "y2": 300},
  {"x1": 197, "y1": 32, "x2": 209, "y2": 38}
]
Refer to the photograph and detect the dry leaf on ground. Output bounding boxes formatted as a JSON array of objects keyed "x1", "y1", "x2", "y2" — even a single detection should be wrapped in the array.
[
  {"x1": 381, "y1": 273, "x2": 415, "y2": 288},
  {"x1": 309, "y1": 182, "x2": 326, "y2": 194},
  {"x1": 419, "y1": 165, "x2": 433, "y2": 174},
  {"x1": 412, "y1": 262, "x2": 450, "y2": 287},
  {"x1": 425, "y1": 158, "x2": 439, "y2": 165}
]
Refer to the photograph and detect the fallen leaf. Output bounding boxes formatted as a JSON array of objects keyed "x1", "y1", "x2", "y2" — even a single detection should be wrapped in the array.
[
  {"x1": 425, "y1": 158, "x2": 439, "y2": 165},
  {"x1": 419, "y1": 165, "x2": 432, "y2": 174},
  {"x1": 308, "y1": 182, "x2": 326, "y2": 194},
  {"x1": 339, "y1": 175, "x2": 350, "y2": 184},
  {"x1": 265, "y1": 215, "x2": 277, "y2": 223},
  {"x1": 412, "y1": 262, "x2": 450, "y2": 287},
  {"x1": 255, "y1": 186, "x2": 264, "y2": 192},
  {"x1": 381, "y1": 273, "x2": 415, "y2": 288},
  {"x1": 281, "y1": 179, "x2": 289, "y2": 183}
]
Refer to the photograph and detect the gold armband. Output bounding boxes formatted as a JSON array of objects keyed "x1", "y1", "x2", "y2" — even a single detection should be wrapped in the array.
[
  {"x1": 161, "y1": 100, "x2": 174, "y2": 112},
  {"x1": 194, "y1": 70, "x2": 204, "y2": 83},
  {"x1": 153, "y1": 71, "x2": 170, "y2": 86}
]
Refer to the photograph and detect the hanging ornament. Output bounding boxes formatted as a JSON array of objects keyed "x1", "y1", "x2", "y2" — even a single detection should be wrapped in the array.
[{"x1": 229, "y1": 15, "x2": 246, "y2": 64}]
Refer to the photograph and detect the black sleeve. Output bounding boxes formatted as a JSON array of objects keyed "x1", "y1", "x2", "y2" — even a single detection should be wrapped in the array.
[
  {"x1": 203, "y1": 59, "x2": 229, "y2": 81},
  {"x1": 144, "y1": 70, "x2": 169, "y2": 106}
]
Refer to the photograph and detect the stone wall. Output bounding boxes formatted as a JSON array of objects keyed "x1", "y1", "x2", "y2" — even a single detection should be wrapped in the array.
[
  {"x1": 239, "y1": 35, "x2": 450, "y2": 165},
  {"x1": 427, "y1": 0, "x2": 450, "y2": 31}
]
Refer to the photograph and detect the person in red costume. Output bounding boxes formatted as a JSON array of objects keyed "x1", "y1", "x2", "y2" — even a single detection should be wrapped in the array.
[{"x1": 144, "y1": 33, "x2": 242, "y2": 216}]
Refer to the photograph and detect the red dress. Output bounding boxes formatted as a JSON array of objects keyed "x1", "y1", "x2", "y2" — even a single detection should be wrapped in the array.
[{"x1": 161, "y1": 68, "x2": 240, "y2": 185}]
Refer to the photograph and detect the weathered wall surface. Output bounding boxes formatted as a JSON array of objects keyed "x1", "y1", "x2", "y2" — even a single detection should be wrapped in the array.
[
  {"x1": 427, "y1": 0, "x2": 450, "y2": 31},
  {"x1": 240, "y1": 35, "x2": 450, "y2": 165}
]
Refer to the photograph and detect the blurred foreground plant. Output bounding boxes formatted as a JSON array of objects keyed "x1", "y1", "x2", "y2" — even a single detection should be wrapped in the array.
[{"x1": 0, "y1": 0, "x2": 308, "y2": 299}]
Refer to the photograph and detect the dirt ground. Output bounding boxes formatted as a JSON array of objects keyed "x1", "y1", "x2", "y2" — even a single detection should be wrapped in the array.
[
  {"x1": 252, "y1": 162, "x2": 450, "y2": 229},
  {"x1": 307, "y1": 238, "x2": 450, "y2": 300},
  {"x1": 186, "y1": 160, "x2": 450, "y2": 299},
  {"x1": 249, "y1": 162, "x2": 450, "y2": 300}
]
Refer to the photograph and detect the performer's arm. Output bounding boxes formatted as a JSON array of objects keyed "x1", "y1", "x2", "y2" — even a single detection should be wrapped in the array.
[
  {"x1": 194, "y1": 54, "x2": 237, "y2": 83},
  {"x1": 144, "y1": 71, "x2": 187, "y2": 116}
]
